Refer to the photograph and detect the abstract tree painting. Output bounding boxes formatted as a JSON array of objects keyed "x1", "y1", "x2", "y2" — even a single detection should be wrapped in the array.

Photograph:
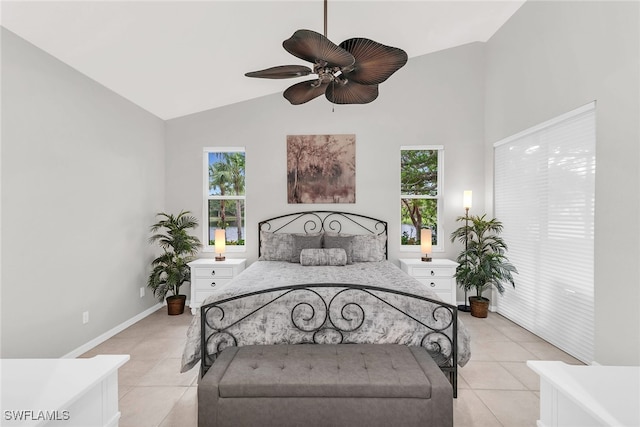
[{"x1": 287, "y1": 134, "x2": 356, "y2": 204}]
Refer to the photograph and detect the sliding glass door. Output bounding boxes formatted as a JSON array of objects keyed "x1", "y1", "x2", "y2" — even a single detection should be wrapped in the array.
[{"x1": 494, "y1": 102, "x2": 596, "y2": 364}]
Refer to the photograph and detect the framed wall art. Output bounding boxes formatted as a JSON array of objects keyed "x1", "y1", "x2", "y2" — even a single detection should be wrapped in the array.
[{"x1": 287, "y1": 134, "x2": 356, "y2": 204}]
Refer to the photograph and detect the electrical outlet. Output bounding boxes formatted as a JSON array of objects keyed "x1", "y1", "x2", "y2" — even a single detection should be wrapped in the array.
[
  {"x1": 140, "y1": 287, "x2": 145, "y2": 298},
  {"x1": 82, "y1": 311, "x2": 89, "y2": 324}
]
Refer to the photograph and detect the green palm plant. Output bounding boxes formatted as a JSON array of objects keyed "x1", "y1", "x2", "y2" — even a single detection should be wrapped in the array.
[
  {"x1": 147, "y1": 211, "x2": 201, "y2": 302},
  {"x1": 450, "y1": 214, "x2": 517, "y2": 302},
  {"x1": 225, "y1": 152, "x2": 245, "y2": 242},
  {"x1": 209, "y1": 152, "x2": 245, "y2": 243}
]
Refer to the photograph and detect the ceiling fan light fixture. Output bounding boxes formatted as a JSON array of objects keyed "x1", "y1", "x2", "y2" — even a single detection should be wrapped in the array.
[{"x1": 245, "y1": 1, "x2": 407, "y2": 105}]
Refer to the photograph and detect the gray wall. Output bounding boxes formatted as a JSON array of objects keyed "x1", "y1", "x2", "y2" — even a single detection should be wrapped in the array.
[
  {"x1": 1, "y1": 29, "x2": 165, "y2": 357},
  {"x1": 165, "y1": 42, "x2": 487, "y2": 301},
  {"x1": 484, "y1": 1, "x2": 640, "y2": 365}
]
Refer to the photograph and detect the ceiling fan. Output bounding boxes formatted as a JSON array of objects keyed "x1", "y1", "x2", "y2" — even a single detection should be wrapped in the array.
[{"x1": 245, "y1": 0, "x2": 408, "y2": 105}]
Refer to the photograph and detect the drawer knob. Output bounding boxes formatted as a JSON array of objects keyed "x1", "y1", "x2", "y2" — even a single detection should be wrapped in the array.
[
  {"x1": 430, "y1": 282, "x2": 436, "y2": 287},
  {"x1": 211, "y1": 270, "x2": 216, "y2": 276},
  {"x1": 430, "y1": 270, "x2": 435, "y2": 276},
  {"x1": 211, "y1": 282, "x2": 216, "y2": 287}
]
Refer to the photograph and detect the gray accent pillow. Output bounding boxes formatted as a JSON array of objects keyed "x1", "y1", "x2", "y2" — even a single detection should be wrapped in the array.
[
  {"x1": 323, "y1": 234, "x2": 355, "y2": 264},
  {"x1": 351, "y1": 234, "x2": 386, "y2": 262},
  {"x1": 259, "y1": 231, "x2": 294, "y2": 261},
  {"x1": 300, "y1": 248, "x2": 347, "y2": 266},
  {"x1": 290, "y1": 233, "x2": 323, "y2": 263}
]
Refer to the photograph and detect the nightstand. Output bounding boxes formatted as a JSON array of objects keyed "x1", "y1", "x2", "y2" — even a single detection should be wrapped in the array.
[
  {"x1": 399, "y1": 258, "x2": 458, "y2": 306},
  {"x1": 188, "y1": 258, "x2": 246, "y2": 315}
]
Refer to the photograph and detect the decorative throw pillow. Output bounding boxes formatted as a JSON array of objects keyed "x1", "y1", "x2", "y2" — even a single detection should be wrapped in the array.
[
  {"x1": 290, "y1": 233, "x2": 323, "y2": 263},
  {"x1": 323, "y1": 234, "x2": 355, "y2": 264},
  {"x1": 259, "y1": 231, "x2": 294, "y2": 261},
  {"x1": 351, "y1": 234, "x2": 386, "y2": 262},
  {"x1": 300, "y1": 248, "x2": 347, "y2": 266}
]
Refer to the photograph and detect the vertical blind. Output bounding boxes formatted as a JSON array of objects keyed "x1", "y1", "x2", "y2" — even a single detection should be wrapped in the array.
[{"x1": 494, "y1": 102, "x2": 596, "y2": 364}]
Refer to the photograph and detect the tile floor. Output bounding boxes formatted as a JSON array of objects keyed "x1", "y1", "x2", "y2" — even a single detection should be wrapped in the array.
[{"x1": 80, "y1": 308, "x2": 583, "y2": 427}]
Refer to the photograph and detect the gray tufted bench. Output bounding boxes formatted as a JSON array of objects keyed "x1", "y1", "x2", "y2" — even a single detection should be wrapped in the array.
[{"x1": 198, "y1": 344, "x2": 453, "y2": 427}]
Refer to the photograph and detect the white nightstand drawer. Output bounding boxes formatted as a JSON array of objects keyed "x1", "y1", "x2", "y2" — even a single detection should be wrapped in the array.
[
  {"x1": 188, "y1": 259, "x2": 247, "y2": 315},
  {"x1": 399, "y1": 259, "x2": 458, "y2": 306},
  {"x1": 194, "y1": 290, "x2": 216, "y2": 305},
  {"x1": 416, "y1": 277, "x2": 452, "y2": 291},
  {"x1": 194, "y1": 277, "x2": 232, "y2": 290},
  {"x1": 194, "y1": 266, "x2": 234, "y2": 278},
  {"x1": 435, "y1": 291, "x2": 452, "y2": 303},
  {"x1": 409, "y1": 266, "x2": 455, "y2": 278}
]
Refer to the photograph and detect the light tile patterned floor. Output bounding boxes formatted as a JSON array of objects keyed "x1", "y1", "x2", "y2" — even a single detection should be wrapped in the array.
[{"x1": 80, "y1": 308, "x2": 582, "y2": 427}]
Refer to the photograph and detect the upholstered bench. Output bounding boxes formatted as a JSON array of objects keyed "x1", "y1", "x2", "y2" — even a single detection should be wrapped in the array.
[{"x1": 198, "y1": 344, "x2": 453, "y2": 427}]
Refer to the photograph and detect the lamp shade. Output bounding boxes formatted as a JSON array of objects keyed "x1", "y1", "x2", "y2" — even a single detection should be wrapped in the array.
[
  {"x1": 421, "y1": 228, "x2": 432, "y2": 255},
  {"x1": 214, "y1": 229, "x2": 226, "y2": 257},
  {"x1": 463, "y1": 190, "x2": 472, "y2": 209}
]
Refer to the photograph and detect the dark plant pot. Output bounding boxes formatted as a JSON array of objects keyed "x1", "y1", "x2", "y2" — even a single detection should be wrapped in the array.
[
  {"x1": 469, "y1": 296, "x2": 489, "y2": 318},
  {"x1": 166, "y1": 295, "x2": 186, "y2": 315}
]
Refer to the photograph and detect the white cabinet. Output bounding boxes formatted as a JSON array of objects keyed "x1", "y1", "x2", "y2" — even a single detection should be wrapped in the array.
[
  {"x1": 188, "y1": 258, "x2": 246, "y2": 315},
  {"x1": 399, "y1": 258, "x2": 458, "y2": 306},
  {"x1": 0, "y1": 355, "x2": 129, "y2": 427},
  {"x1": 527, "y1": 361, "x2": 640, "y2": 427}
]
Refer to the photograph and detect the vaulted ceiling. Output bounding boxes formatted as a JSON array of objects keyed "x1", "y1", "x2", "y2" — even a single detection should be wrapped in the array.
[{"x1": 1, "y1": 1, "x2": 525, "y2": 119}]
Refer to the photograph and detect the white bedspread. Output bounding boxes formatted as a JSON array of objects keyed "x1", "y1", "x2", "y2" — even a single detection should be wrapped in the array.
[{"x1": 181, "y1": 260, "x2": 471, "y2": 372}]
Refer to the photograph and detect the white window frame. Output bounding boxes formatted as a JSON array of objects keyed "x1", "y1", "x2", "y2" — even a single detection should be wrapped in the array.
[
  {"x1": 400, "y1": 145, "x2": 444, "y2": 253},
  {"x1": 203, "y1": 147, "x2": 246, "y2": 253}
]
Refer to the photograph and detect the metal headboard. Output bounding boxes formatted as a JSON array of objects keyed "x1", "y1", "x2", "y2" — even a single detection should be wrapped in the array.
[{"x1": 258, "y1": 211, "x2": 388, "y2": 259}]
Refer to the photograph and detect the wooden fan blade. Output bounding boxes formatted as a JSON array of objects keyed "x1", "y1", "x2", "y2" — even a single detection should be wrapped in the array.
[
  {"x1": 283, "y1": 80, "x2": 329, "y2": 105},
  {"x1": 245, "y1": 65, "x2": 313, "y2": 79},
  {"x1": 283, "y1": 30, "x2": 354, "y2": 68},
  {"x1": 325, "y1": 81, "x2": 379, "y2": 104},
  {"x1": 339, "y1": 38, "x2": 408, "y2": 85}
]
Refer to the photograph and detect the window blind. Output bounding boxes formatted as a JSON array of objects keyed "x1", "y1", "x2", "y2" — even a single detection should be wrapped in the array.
[{"x1": 493, "y1": 102, "x2": 596, "y2": 364}]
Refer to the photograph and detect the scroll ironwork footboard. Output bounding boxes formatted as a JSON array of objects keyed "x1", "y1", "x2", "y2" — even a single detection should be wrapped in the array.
[{"x1": 200, "y1": 283, "x2": 459, "y2": 397}]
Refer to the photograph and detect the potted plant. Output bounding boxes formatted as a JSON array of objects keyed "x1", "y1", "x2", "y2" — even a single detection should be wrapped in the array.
[
  {"x1": 148, "y1": 211, "x2": 201, "y2": 315},
  {"x1": 450, "y1": 214, "x2": 517, "y2": 318}
]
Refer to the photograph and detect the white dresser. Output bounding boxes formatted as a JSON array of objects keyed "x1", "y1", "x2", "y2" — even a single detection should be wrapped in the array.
[
  {"x1": 527, "y1": 361, "x2": 640, "y2": 427},
  {"x1": 188, "y1": 258, "x2": 246, "y2": 315},
  {"x1": 399, "y1": 258, "x2": 458, "y2": 306},
  {"x1": 0, "y1": 355, "x2": 129, "y2": 427}
]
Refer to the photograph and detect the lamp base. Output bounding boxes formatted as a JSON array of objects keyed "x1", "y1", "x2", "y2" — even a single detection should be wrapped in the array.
[
  {"x1": 215, "y1": 255, "x2": 226, "y2": 261},
  {"x1": 457, "y1": 304, "x2": 471, "y2": 312},
  {"x1": 421, "y1": 256, "x2": 432, "y2": 262}
]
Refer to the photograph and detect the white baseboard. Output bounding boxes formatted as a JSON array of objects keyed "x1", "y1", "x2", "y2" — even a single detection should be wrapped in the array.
[{"x1": 62, "y1": 303, "x2": 163, "y2": 359}]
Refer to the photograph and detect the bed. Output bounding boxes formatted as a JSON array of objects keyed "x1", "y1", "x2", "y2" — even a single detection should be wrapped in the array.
[{"x1": 180, "y1": 211, "x2": 471, "y2": 399}]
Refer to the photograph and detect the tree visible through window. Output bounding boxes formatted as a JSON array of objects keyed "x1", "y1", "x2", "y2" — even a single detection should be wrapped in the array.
[
  {"x1": 401, "y1": 147, "x2": 442, "y2": 248},
  {"x1": 206, "y1": 149, "x2": 245, "y2": 249}
]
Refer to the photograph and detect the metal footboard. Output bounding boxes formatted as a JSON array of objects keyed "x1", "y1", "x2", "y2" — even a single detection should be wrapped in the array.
[{"x1": 200, "y1": 283, "x2": 458, "y2": 397}]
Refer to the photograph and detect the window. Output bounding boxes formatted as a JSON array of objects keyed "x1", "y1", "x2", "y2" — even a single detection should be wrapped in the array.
[
  {"x1": 400, "y1": 146, "x2": 443, "y2": 251},
  {"x1": 494, "y1": 102, "x2": 595, "y2": 363},
  {"x1": 204, "y1": 148, "x2": 245, "y2": 252}
]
